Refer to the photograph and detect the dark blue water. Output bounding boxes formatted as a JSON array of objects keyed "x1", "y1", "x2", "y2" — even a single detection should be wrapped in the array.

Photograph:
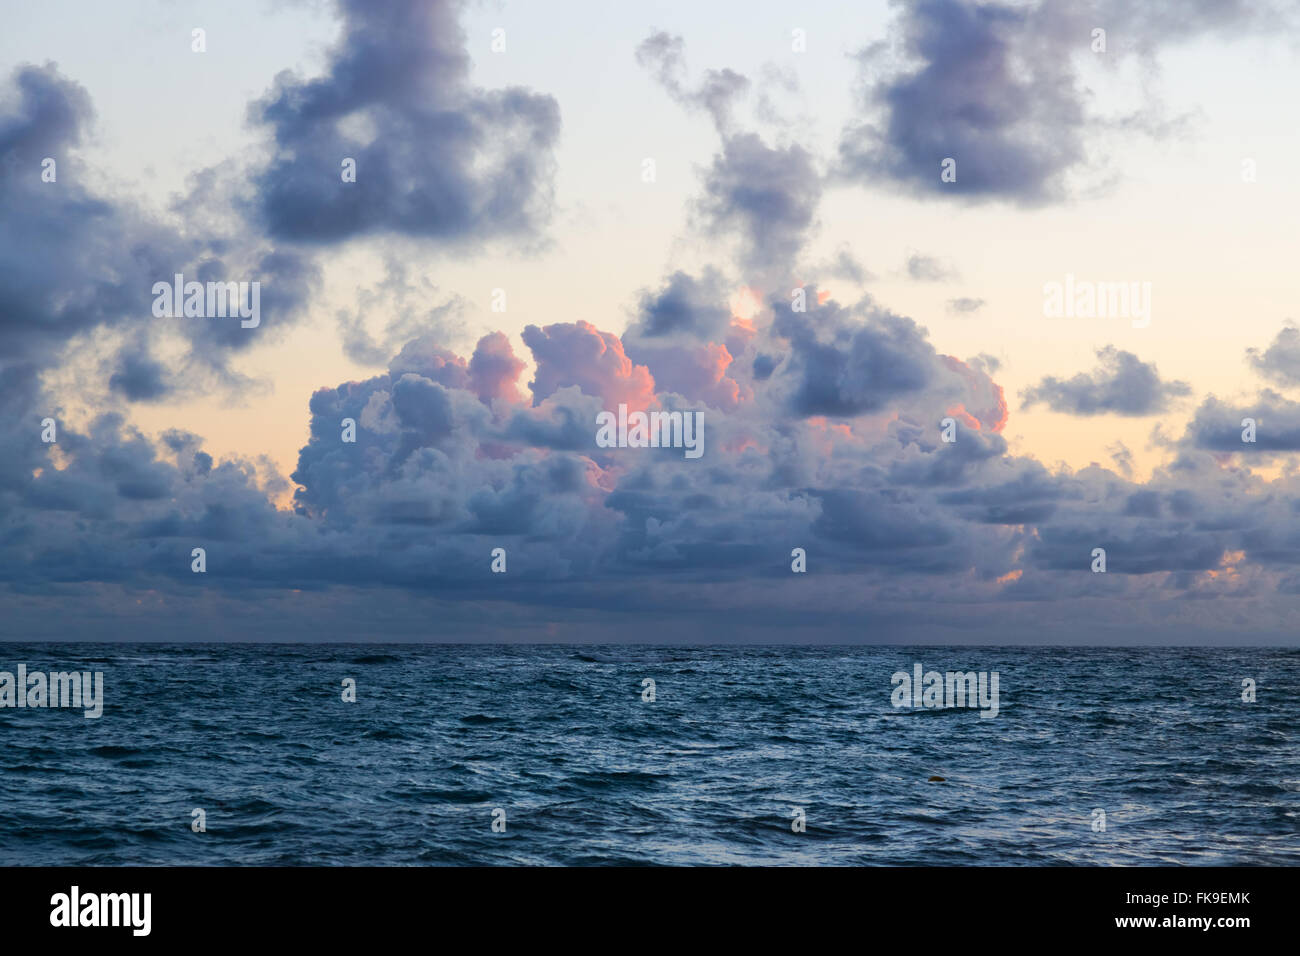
[{"x1": 0, "y1": 644, "x2": 1295, "y2": 865}]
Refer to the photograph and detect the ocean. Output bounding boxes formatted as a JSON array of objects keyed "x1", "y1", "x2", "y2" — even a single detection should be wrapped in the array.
[{"x1": 0, "y1": 644, "x2": 1295, "y2": 865}]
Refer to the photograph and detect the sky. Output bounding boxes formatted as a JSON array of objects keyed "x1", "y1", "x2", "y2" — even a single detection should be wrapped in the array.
[{"x1": 3, "y1": 0, "x2": 1300, "y2": 642}]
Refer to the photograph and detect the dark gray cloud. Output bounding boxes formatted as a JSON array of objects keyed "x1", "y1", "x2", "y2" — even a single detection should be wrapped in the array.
[
  {"x1": 0, "y1": 66, "x2": 180, "y2": 369},
  {"x1": 1029, "y1": 523, "x2": 1228, "y2": 575},
  {"x1": 627, "y1": 270, "x2": 732, "y2": 341},
  {"x1": 1182, "y1": 392, "x2": 1300, "y2": 453},
  {"x1": 837, "y1": 0, "x2": 1292, "y2": 203},
  {"x1": 0, "y1": 62, "x2": 320, "y2": 408},
  {"x1": 695, "y1": 133, "x2": 821, "y2": 277},
  {"x1": 5, "y1": 5, "x2": 551, "y2": 418},
  {"x1": 766, "y1": 290, "x2": 1006, "y2": 425},
  {"x1": 888, "y1": 422, "x2": 1008, "y2": 489},
  {"x1": 1021, "y1": 347, "x2": 1191, "y2": 416},
  {"x1": 106, "y1": 343, "x2": 172, "y2": 402},
  {"x1": 839, "y1": 0, "x2": 1086, "y2": 203},
  {"x1": 251, "y1": 0, "x2": 560, "y2": 245},
  {"x1": 771, "y1": 295, "x2": 932, "y2": 416}
]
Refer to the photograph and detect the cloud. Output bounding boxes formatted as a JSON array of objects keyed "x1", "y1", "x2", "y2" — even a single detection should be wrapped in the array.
[
  {"x1": 627, "y1": 270, "x2": 733, "y2": 342},
  {"x1": 1021, "y1": 347, "x2": 1191, "y2": 416},
  {"x1": 638, "y1": 33, "x2": 823, "y2": 279},
  {"x1": 1182, "y1": 391, "x2": 1300, "y2": 453},
  {"x1": 766, "y1": 290, "x2": 1004, "y2": 425},
  {"x1": 771, "y1": 296, "x2": 931, "y2": 416},
  {"x1": 825, "y1": 246, "x2": 872, "y2": 284},
  {"x1": 947, "y1": 297, "x2": 985, "y2": 314},
  {"x1": 468, "y1": 331, "x2": 528, "y2": 407},
  {"x1": 937, "y1": 465, "x2": 1066, "y2": 524},
  {"x1": 335, "y1": 259, "x2": 467, "y2": 366},
  {"x1": 8, "y1": 301, "x2": 1300, "y2": 642},
  {"x1": 251, "y1": 0, "x2": 561, "y2": 245},
  {"x1": 837, "y1": 0, "x2": 1291, "y2": 203},
  {"x1": 522, "y1": 321, "x2": 656, "y2": 410},
  {"x1": 1247, "y1": 323, "x2": 1300, "y2": 387},
  {"x1": 695, "y1": 134, "x2": 821, "y2": 279},
  {"x1": 636, "y1": 31, "x2": 751, "y2": 133},
  {"x1": 838, "y1": 0, "x2": 1087, "y2": 203},
  {"x1": 0, "y1": 66, "x2": 176, "y2": 370},
  {"x1": 0, "y1": 62, "x2": 322, "y2": 408},
  {"x1": 105, "y1": 341, "x2": 172, "y2": 402},
  {"x1": 620, "y1": 270, "x2": 751, "y2": 411},
  {"x1": 906, "y1": 253, "x2": 957, "y2": 282}
]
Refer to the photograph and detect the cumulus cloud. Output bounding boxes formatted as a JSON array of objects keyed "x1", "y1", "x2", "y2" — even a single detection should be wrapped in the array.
[
  {"x1": 696, "y1": 133, "x2": 821, "y2": 277},
  {"x1": 1182, "y1": 391, "x2": 1300, "y2": 453},
  {"x1": 837, "y1": 0, "x2": 1291, "y2": 203},
  {"x1": 839, "y1": 0, "x2": 1085, "y2": 203},
  {"x1": 1021, "y1": 347, "x2": 1191, "y2": 416},
  {"x1": 770, "y1": 295, "x2": 932, "y2": 416},
  {"x1": 105, "y1": 340, "x2": 172, "y2": 403},
  {"x1": 0, "y1": 66, "x2": 175, "y2": 373},
  {"x1": 0, "y1": 61, "x2": 321, "y2": 409},
  {"x1": 522, "y1": 321, "x2": 656, "y2": 410},
  {"x1": 9, "y1": 292, "x2": 1300, "y2": 641},
  {"x1": 621, "y1": 270, "x2": 751, "y2": 411},
  {"x1": 251, "y1": 0, "x2": 560, "y2": 244}
]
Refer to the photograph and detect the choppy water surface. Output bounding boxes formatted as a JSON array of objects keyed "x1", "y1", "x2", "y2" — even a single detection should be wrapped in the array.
[{"x1": 0, "y1": 644, "x2": 1295, "y2": 865}]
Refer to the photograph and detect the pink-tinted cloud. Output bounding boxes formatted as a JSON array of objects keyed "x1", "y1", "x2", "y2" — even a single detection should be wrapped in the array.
[
  {"x1": 522, "y1": 320, "x2": 656, "y2": 410},
  {"x1": 941, "y1": 355, "x2": 1008, "y2": 432},
  {"x1": 468, "y1": 331, "x2": 527, "y2": 406},
  {"x1": 627, "y1": 341, "x2": 751, "y2": 410}
]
